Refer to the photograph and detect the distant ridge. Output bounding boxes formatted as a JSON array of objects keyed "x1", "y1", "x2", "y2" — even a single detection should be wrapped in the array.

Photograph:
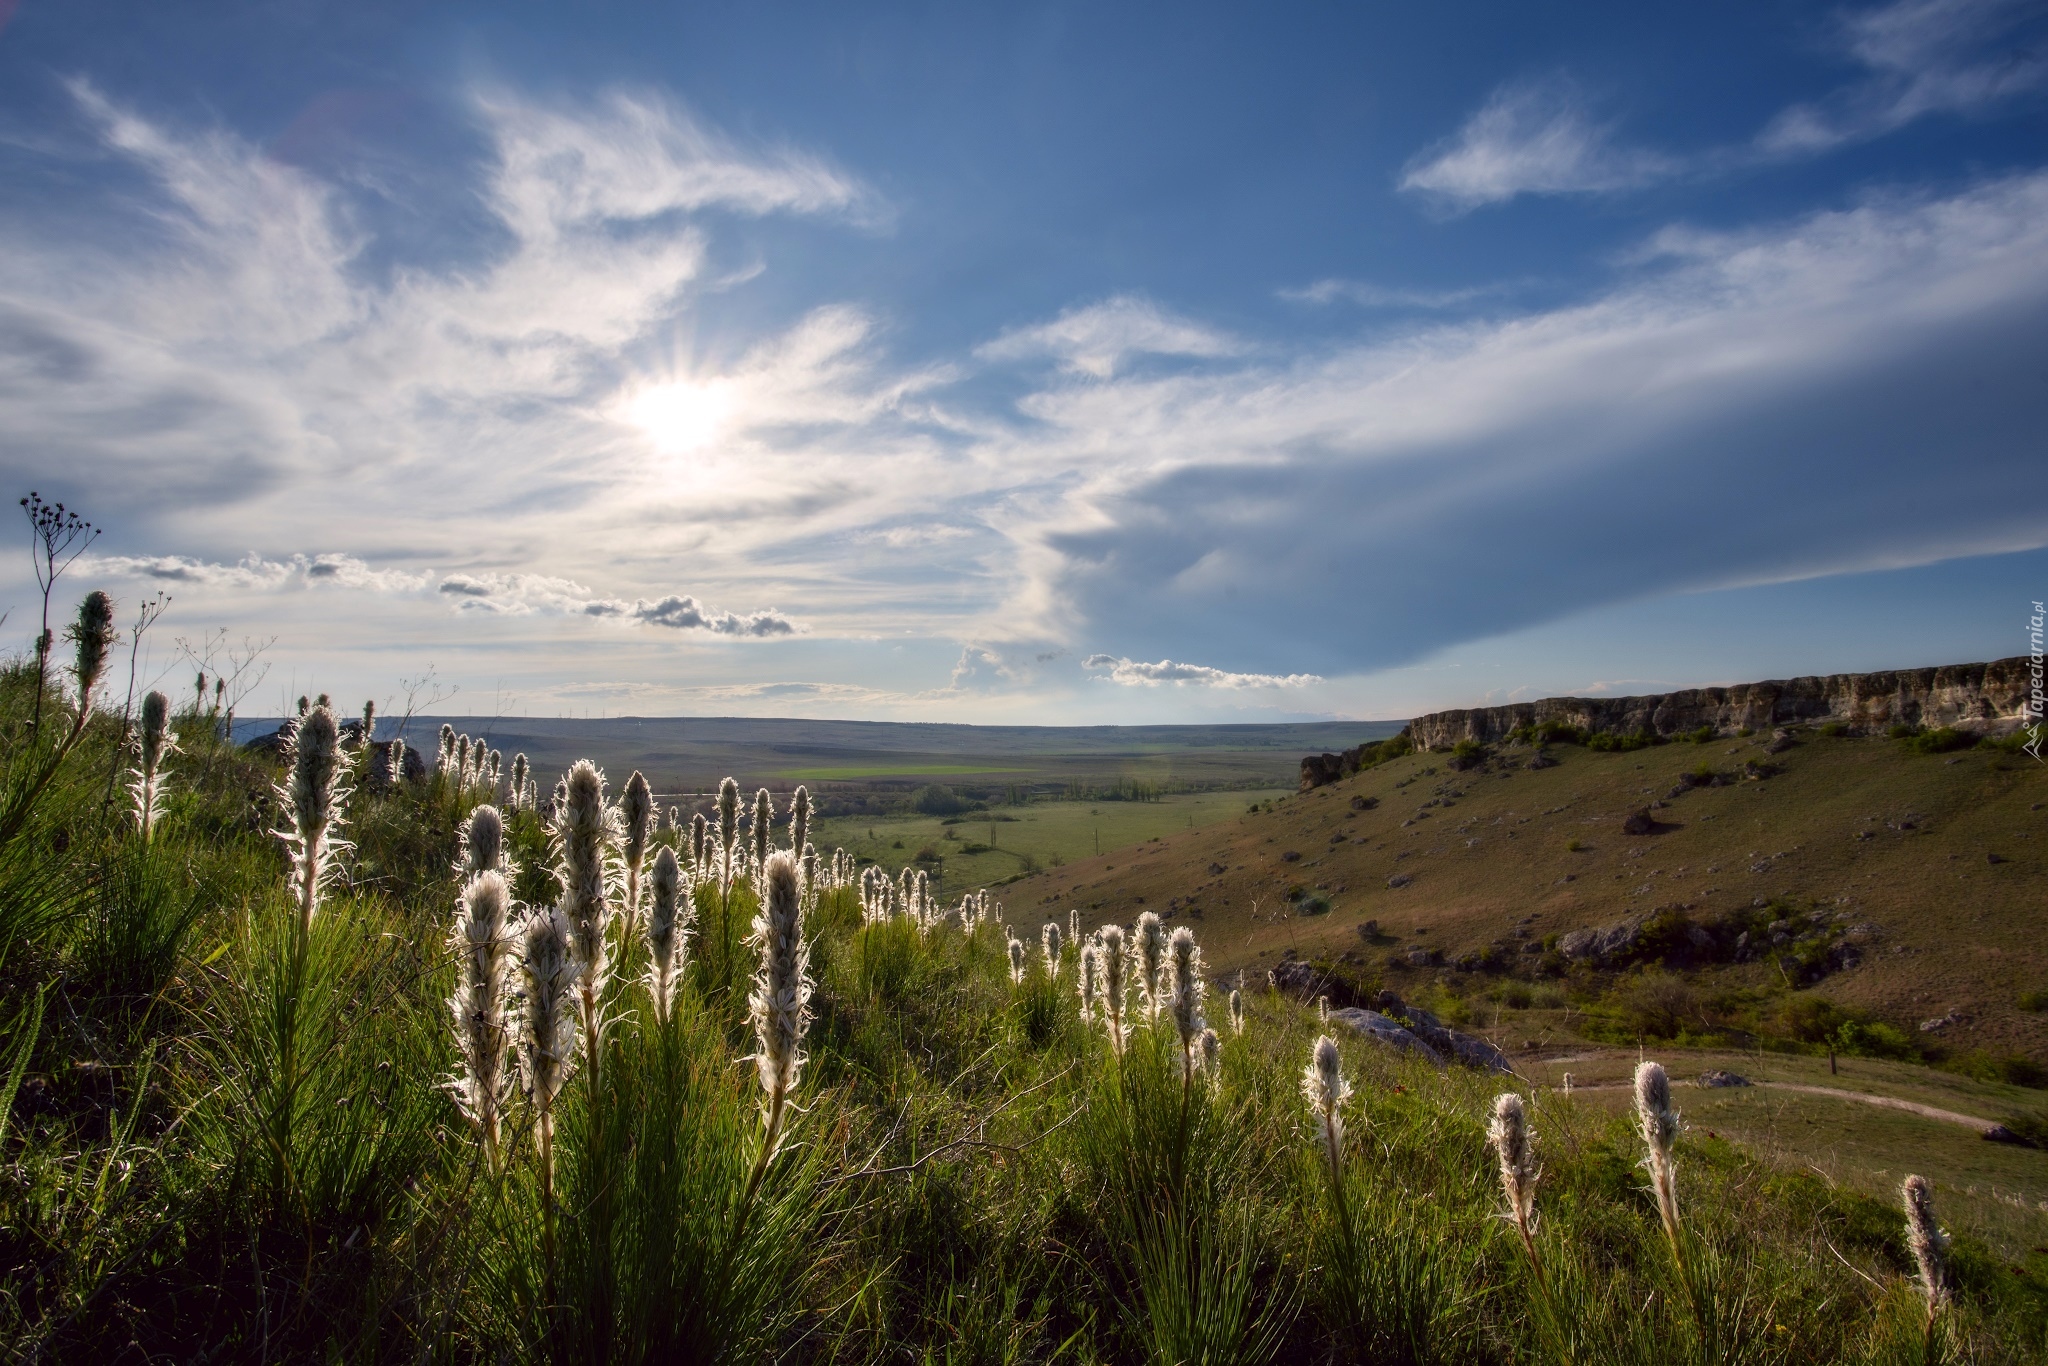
[{"x1": 1408, "y1": 657, "x2": 2035, "y2": 749}]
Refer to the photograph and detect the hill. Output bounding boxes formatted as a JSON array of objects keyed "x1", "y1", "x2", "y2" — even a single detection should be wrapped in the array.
[{"x1": 1007, "y1": 725, "x2": 2048, "y2": 1060}]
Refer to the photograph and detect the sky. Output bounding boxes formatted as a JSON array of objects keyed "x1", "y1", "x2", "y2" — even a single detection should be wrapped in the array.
[{"x1": 0, "y1": 0, "x2": 2044, "y2": 725}]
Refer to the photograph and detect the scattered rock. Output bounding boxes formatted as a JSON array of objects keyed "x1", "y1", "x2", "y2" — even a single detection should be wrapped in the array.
[
  {"x1": 1987, "y1": 853, "x2": 2007, "y2": 865},
  {"x1": 1697, "y1": 1070, "x2": 1751, "y2": 1088},
  {"x1": 1982, "y1": 1125, "x2": 2037, "y2": 1148},
  {"x1": 1280, "y1": 850, "x2": 1302, "y2": 863},
  {"x1": 1207, "y1": 862, "x2": 1227, "y2": 876},
  {"x1": 1329, "y1": 1008, "x2": 1443, "y2": 1064},
  {"x1": 1526, "y1": 750, "x2": 1558, "y2": 770},
  {"x1": 1387, "y1": 873, "x2": 1413, "y2": 889},
  {"x1": 1765, "y1": 729, "x2": 1798, "y2": 754},
  {"x1": 1558, "y1": 918, "x2": 1645, "y2": 965},
  {"x1": 1404, "y1": 946, "x2": 1437, "y2": 967},
  {"x1": 1350, "y1": 795, "x2": 1378, "y2": 811},
  {"x1": 1919, "y1": 1010, "x2": 1967, "y2": 1033},
  {"x1": 1622, "y1": 808, "x2": 1657, "y2": 836}
]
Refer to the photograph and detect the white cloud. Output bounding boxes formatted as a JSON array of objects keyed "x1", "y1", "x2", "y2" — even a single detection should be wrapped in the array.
[
  {"x1": 630, "y1": 595, "x2": 796, "y2": 636},
  {"x1": 976, "y1": 295, "x2": 1243, "y2": 378},
  {"x1": 90, "y1": 553, "x2": 796, "y2": 636},
  {"x1": 93, "y1": 552, "x2": 428, "y2": 594},
  {"x1": 1083, "y1": 655, "x2": 1322, "y2": 689},
  {"x1": 1759, "y1": 0, "x2": 2048, "y2": 155},
  {"x1": 1399, "y1": 76, "x2": 1673, "y2": 211}
]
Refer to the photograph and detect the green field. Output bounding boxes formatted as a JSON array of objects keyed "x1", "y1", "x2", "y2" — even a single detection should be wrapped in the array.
[
  {"x1": 777, "y1": 763, "x2": 1034, "y2": 780},
  {"x1": 811, "y1": 788, "x2": 1291, "y2": 895}
]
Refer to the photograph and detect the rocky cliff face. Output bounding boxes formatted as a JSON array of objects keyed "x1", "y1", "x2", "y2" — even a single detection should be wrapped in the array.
[
  {"x1": 1408, "y1": 657, "x2": 2034, "y2": 751},
  {"x1": 1299, "y1": 657, "x2": 2036, "y2": 788}
]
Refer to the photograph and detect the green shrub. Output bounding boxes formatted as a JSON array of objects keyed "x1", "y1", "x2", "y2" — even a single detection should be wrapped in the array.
[
  {"x1": 1818, "y1": 721, "x2": 1848, "y2": 737},
  {"x1": 1907, "y1": 726, "x2": 1976, "y2": 754}
]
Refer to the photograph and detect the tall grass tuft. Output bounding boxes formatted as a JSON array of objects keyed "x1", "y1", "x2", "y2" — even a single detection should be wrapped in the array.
[{"x1": 516, "y1": 904, "x2": 579, "y2": 1269}]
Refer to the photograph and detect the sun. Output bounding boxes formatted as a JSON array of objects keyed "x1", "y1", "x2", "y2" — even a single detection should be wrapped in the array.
[{"x1": 622, "y1": 379, "x2": 737, "y2": 453}]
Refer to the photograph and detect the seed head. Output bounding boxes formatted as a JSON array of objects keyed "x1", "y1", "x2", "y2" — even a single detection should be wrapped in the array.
[
  {"x1": 1078, "y1": 941, "x2": 1102, "y2": 1021},
  {"x1": 552, "y1": 761, "x2": 619, "y2": 993},
  {"x1": 279, "y1": 703, "x2": 350, "y2": 933},
  {"x1": 1008, "y1": 935, "x2": 1028, "y2": 984},
  {"x1": 1302, "y1": 1034, "x2": 1351, "y2": 1176},
  {"x1": 359, "y1": 700, "x2": 375, "y2": 750},
  {"x1": 447, "y1": 870, "x2": 514, "y2": 1169},
  {"x1": 1229, "y1": 987, "x2": 1245, "y2": 1036},
  {"x1": 1199, "y1": 1027, "x2": 1220, "y2": 1077},
  {"x1": 1135, "y1": 911, "x2": 1166, "y2": 1021},
  {"x1": 691, "y1": 810, "x2": 709, "y2": 872},
  {"x1": 1634, "y1": 1060, "x2": 1679, "y2": 1155},
  {"x1": 717, "y1": 777, "x2": 741, "y2": 887},
  {"x1": 1901, "y1": 1174, "x2": 1950, "y2": 1314},
  {"x1": 788, "y1": 786, "x2": 810, "y2": 865},
  {"x1": 748, "y1": 852, "x2": 813, "y2": 1136},
  {"x1": 1069, "y1": 908, "x2": 1080, "y2": 950},
  {"x1": 752, "y1": 787, "x2": 774, "y2": 873},
  {"x1": 68, "y1": 590, "x2": 116, "y2": 713},
  {"x1": 131, "y1": 689, "x2": 176, "y2": 839},
  {"x1": 461, "y1": 803, "x2": 504, "y2": 878},
  {"x1": 515, "y1": 906, "x2": 578, "y2": 1114},
  {"x1": 1098, "y1": 923, "x2": 1130, "y2": 1052},
  {"x1": 510, "y1": 753, "x2": 530, "y2": 807},
  {"x1": 1166, "y1": 926, "x2": 1206, "y2": 1062},
  {"x1": 645, "y1": 846, "x2": 693, "y2": 1023},
  {"x1": 1042, "y1": 920, "x2": 1063, "y2": 974},
  {"x1": 1488, "y1": 1092, "x2": 1540, "y2": 1228},
  {"x1": 1635, "y1": 1060, "x2": 1684, "y2": 1242},
  {"x1": 622, "y1": 769, "x2": 654, "y2": 929},
  {"x1": 438, "y1": 724, "x2": 455, "y2": 772}
]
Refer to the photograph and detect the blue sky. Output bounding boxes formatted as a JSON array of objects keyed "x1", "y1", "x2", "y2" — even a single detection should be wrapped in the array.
[{"x1": 0, "y1": 0, "x2": 2044, "y2": 724}]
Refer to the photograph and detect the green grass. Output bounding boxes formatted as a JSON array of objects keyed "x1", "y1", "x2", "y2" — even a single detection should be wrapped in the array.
[
  {"x1": 777, "y1": 762, "x2": 1036, "y2": 780},
  {"x1": 5, "y1": 646, "x2": 2048, "y2": 1363},
  {"x1": 813, "y1": 787, "x2": 1291, "y2": 892}
]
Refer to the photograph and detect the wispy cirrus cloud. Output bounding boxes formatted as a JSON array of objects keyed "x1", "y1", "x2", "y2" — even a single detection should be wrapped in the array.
[
  {"x1": 976, "y1": 294, "x2": 1242, "y2": 378},
  {"x1": 1759, "y1": 0, "x2": 2048, "y2": 155},
  {"x1": 1398, "y1": 75, "x2": 1674, "y2": 212}
]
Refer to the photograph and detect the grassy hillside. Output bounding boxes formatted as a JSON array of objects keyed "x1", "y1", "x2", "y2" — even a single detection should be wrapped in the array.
[
  {"x1": 1009, "y1": 729, "x2": 2048, "y2": 1060},
  {"x1": 7, "y1": 634, "x2": 2047, "y2": 1361},
  {"x1": 809, "y1": 787, "x2": 1293, "y2": 894}
]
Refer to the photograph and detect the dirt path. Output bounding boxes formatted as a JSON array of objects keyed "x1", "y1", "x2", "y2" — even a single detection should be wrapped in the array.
[
  {"x1": 1548, "y1": 1077, "x2": 2000, "y2": 1133},
  {"x1": 1752, "y1": 1082, "x2": 1998, "y2": 1133}
]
